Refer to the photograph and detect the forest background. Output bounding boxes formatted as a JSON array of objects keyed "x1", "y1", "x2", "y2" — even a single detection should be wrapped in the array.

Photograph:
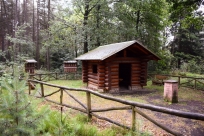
[{"x1": 0, "y1": 0, "x2": 204, "y2": 74}]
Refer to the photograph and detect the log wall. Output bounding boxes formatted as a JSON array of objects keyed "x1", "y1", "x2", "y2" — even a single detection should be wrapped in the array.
[
  {"x1": 87, "y1": 62, "x2": 98, "y2": 89},
  {"x1": 82, "y1": 61, "x2": 88, "y2": 82},
  {"x1": 110, "y1": 63, "x2": 119, "y2": 91},
  {"x1": 82, "y1": 57, "x2": 149, "y2": 92},
  {"x1": 131, "y1": 60, "x2": 141, "y2": 89},
  {"x1": 98, "y1": 62, "x2": 105, "y2": 89}
]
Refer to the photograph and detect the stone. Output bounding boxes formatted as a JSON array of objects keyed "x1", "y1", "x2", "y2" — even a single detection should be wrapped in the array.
[{"x1": 163, "y1": 80, "x2": 178, "y2": 103}]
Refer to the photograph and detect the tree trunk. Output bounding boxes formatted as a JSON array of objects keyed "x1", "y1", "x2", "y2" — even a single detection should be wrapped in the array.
[
  {"x1": 96, "y1": 4, "x2": 101, "y2": 47},
  {"x1": 36, "y1": 0, "x2": 40, "y2": 69},
  {"x1": 46, "y1": 0, "x2": 51, "y2": 71},
  {"x1": 83, "y1": 1, "x2": 90, "y2": 53}
]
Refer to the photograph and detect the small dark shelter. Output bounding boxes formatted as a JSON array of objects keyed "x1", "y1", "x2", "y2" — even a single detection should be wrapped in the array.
[
  {"x1": 75, "y1": 40, "x2": 160, "y2": 93},
  {"x1": 25, "y1": 59, "x2": 37, "y2": 74},
  {"x1": 63, "y1": 61, "x2": 77, "y2": 73}
]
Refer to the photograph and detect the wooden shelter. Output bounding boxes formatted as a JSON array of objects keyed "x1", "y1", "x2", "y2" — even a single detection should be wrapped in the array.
[
  {"x1": 75, "y1": 40, "x2": 160, "y2": 92},
  {"x1": 25, "y1": 59, "x2": 37, "y2": 74},
  {"x1": 63, "y1": 61, "x2": 77, "y2": 73}
]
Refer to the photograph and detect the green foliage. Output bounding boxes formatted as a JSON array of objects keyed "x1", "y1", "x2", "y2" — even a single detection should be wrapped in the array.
[{"x1": 0, "y1": 67, "x2": 49, "y2": 136}]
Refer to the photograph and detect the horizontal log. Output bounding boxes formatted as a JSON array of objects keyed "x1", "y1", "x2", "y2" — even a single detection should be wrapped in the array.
[
  {"x1": 98, "y1": 72, "x2": 105, "y2": 76},
  {"x1": 132, "y1": 63, "x2": 141, "y2": 67},
  {"x1": 132, "y1": 67, "x2": 141, "y2": 71},
  {"x1": 98, "y1": 77, "x2": 105, "y2": 81},
  {"x1": 110, "y1": 72, "x2": 118, "y2": 76},
  {"x1": 88, "y1": 81, "x2": 98, "y2": 86},
  {"x1": 98, "y1": 69, "x2": 105, "y2": 73},
  {"x1": 111, "y1": 83, "x2": 119, "y2": 86},
  {"x1": 91, "y1": 106, "x2": 132, "y2": 112},
  {"x1": 111, "y1": 75, "x2": 118, "y2": 78},
  {"x1": 88, "y1": 75, "x2": 98, "y2": 80},
  {"x1": 88, "y1": 78, "x2": 98, "y2": 84},
  {"x1": 110, "y1": 64, "x2": 119, "y2": 68},
  {"x1": 111, "y1": 79, "x2": 119, "y2": 82},
  {"x1": 131, "y1": 77, "x2": 140, "y2": 80},
  {"x1": 131, "y1": 71, "x2": 141, "y2": 74},
  {"x1": 98, "y1": 81, "x2": 105, "y2": 85},
  {"x1": 111, "y1": 68, "x2": 118, "y2": 72}
]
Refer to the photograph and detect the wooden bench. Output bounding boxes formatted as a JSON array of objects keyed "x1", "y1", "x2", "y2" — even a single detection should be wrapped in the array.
[{"x1": 152, "y1": 75, "x2": 169, "y2": 85}]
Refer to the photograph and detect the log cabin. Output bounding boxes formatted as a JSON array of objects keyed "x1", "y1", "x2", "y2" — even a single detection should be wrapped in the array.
[
  {"x1": 75, "y1": 40, "x2": 160, "y2": 93},
  {"x1": 25, "y1": 59, "x2": 37, "y2": 74},
  {"x1": 63, "y1": 61, "x2": 77, "y2": 73}
]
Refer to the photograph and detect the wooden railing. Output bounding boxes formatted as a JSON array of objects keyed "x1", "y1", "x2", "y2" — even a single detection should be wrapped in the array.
[
  {"x1": 28, "y1": 79, "x2": 204, "y2": 136},
  {"x1": 29, "y1": 72, "x2": 81, "y2": 81},
  {"x1": 148, "y1": 74, "x2": 204, "y2": 90}
]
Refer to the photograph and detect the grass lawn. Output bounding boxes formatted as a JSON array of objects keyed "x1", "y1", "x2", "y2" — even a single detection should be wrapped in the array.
[{"x1": 33, "y1": 79, "x2": 204, "y2": 136}]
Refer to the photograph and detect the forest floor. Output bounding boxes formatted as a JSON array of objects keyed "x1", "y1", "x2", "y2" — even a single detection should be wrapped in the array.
[{"x1": 43, "y1": 80, "x2": 204, "y2": 136}]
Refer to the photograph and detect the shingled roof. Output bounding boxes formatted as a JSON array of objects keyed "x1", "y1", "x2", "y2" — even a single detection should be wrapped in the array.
[{"x1": 75, "y1": 40, "x2": 160, "y2": 60}]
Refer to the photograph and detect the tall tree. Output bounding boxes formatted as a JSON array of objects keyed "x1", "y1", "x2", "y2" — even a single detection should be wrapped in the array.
[{"x1": 167, "y1": 0, "x2": 204, "y2": 68}]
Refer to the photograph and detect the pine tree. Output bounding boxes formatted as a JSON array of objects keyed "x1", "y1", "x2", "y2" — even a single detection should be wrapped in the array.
[{"x1": 0, "y1": 66, "x2": 49, "y2": 136}]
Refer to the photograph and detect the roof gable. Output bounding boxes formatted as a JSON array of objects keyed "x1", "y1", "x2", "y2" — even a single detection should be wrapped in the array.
[{"x1": 75, "y1": 40, "x2": 160, "y2": 61}]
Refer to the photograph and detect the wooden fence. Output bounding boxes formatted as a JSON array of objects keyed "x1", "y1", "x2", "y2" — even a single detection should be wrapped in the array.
[
  {"x1": 28, "y1": 79, "x2": 204, "y2": 136},
  {"x1": 148, "y1": 74, "x2": 204, "y2": 90},
  {"x1": 29, "y1": 72, "x2": 81, "y2": 81}
]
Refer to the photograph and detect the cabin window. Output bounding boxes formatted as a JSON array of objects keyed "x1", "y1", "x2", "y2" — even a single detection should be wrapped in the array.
[{"x1": 92, "y1": 65, "x2": 98, "y2": 73}]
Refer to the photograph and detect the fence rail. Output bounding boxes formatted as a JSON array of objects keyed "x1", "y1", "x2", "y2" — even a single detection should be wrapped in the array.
[
  {"x1": 148, "y1": 73, "x2": 204, "y2": 90},
  {"x1": 28, "y1": 79, "x2": 204, "y2": 136},
  {"x1": 29, "y1": 72, "x2": 81, "y2": 81}
]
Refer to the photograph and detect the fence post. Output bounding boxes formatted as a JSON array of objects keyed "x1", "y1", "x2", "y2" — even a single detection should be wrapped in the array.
[
  {"x1": 55, "y1": 73, "x2": 58, "y2": 80},
  {"x1": 28, "y1": 82, "x2": 31, "y2": 95},
  {"x1": 39, "y1": 74, "x2": 42, "y2": 81},
  {"x1": 178, "y1": 76, "x2": 180, "y2": 86},
  {"x1": 194, "y1": 79, "x2": 197, "y2": 90},
  {"x1": 48, "y1": 73, "x2": 50, "y2": 81},
  {"x1": 86, "y1": 91, "x2": 92, "y2": 120},
  {"x1": 40, "y1": 83, "x2": 44, "y2": 97},
  {"x1": 60, "y1": 89, "x2": 63, "y2": 122},
  {"x1": 132, "y1": 106, "x2": 136, "y2": 131}
]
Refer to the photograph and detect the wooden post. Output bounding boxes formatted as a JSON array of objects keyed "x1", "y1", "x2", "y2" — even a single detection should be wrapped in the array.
[
  {"x1": 40, "y1": 83, "x2": 44, "y2": 97},
  {"x1": 56, "y1": 73, "x2": 58, "y2": 80},
  {"x1": 178, "y1": 76, "x2": 180, "y2": 86},
  {"x1": 48, "y1": 73, "x2": 50, "y2": 81},
  {"x1": 131, "y1": 106, "x2": 136, "y2": 131},
  {"x1": 65, "y1": 73, "x2": 68, "y2": 80},
  {"x1": 60, "y1": 89, "x2": 63, "y2": 122},
  {"x1": 86, "y1": 92, "x2": 92, "y2": 120},
  {"x1": 39, "y1": 74, "x2": 42, "y2": 81},
  {"x1": 194, "y1": 79, "x2": 197, "y2": 90},
  {"x1": 28, "y1": 82, "x2": 31, "y2": 95}
]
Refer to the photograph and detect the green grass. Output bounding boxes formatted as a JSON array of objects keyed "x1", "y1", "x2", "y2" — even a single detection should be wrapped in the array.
[{"x1": 39, "y1": 109, "x2": 150, "y2": 136}]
